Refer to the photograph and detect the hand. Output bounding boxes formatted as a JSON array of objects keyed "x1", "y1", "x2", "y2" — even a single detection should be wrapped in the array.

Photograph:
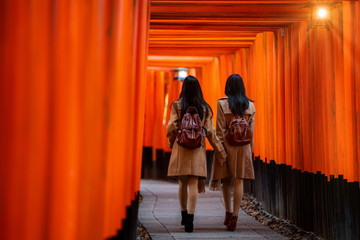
[{"x1": 217, "y1": 157, "x2": 226, "y2": 166}]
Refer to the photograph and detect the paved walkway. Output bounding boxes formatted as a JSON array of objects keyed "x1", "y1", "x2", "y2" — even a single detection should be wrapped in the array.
[{"x1": 139, "y1": 180, "x2": 288, "y2": 240}]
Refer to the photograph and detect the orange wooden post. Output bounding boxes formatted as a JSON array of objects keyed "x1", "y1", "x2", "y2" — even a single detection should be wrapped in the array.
[
  {"x1": 343, "y1": 1, "x2": 356, "y2": 182},
  {"x1": 275, "y1": 29, "x2": 286, "y2": 165},
  {"x1": 308, "y1": 28, "x2": 318, "y2": 173},
  {"x1": 289, "y1": 24, "x2": 300, "y2": 170},
  {"x1": 354, "y1": 1, "x2": 360, "y2": 182},
  {"x1": 298, "y1": 22, "x2": 309, "y2": 172},
  {"x1": 330, "y1": 4, "x2": 345, "y2": 179},
  {"x1": 248, "y1": 45, "x2": 259, "y2": 157},
  {"x1": 144, "y1": 70, "x2": 156, "y2": 148},
  {"x1": 74, "y1": 0, "x2": 108, "y2": 238},
  {"x1": 323, "y1": 25, "x2": 336, "y2": 179},
  {"x1": 105, "y1": 0, "x2": 130, "y2": 235},
  {"x1": 253, "y1": 33, "x2": 265, "y2": 160},
  {"x1": 200, "y1": 61, "x2": 220, "y2": 151},
  {"x1": 283, "y1": 27, "x2": 292, "y2": 167},
  {"x1": 153, "y1": 71, "x2": 166, "y2": 152},
  {"x1": 130, "y1": 0, "x2": 150, "y2": 210},
  {"x1": 208, "y1": 57, "x2": 222, "y2": 122},
  {"x1": 321, "y1": 28, "x2": 335, "y2": 178},
  {"x1": 266, "y1": 32, "x2": 276, "y2": 162},
  {"x1": 219, "y1": 54, "x2": 234, "y2": 95}
]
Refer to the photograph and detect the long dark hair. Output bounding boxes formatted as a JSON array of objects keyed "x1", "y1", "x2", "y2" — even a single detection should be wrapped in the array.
[
  {"x1": 225, "y1": 74, "x2": 253, "y2": 116},
  {"x1": 178, "y1": 75, "x2": 212, "y2": 120}
]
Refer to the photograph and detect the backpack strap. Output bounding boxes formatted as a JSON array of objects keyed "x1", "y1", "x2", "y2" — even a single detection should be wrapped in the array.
[
  {"x1": 231, "y1": 114, "x2": 251, "y2": 126},
  {"x1": 186, "y1": 106, "x2": 198, "y2": 114},
  {"x1": 176, "y1": 103, "x2": 207, "y2": 126}
]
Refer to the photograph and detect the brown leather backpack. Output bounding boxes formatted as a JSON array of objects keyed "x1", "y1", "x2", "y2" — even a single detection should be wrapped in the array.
[
  {"x1": 226, "y1": 116, "x2": 252, "y2": 146},
  {"x1": 176, "y1": 106, "x2": 205, "y2": 149}
]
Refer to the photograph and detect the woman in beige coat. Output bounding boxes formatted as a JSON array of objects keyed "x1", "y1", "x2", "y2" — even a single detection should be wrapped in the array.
[
  {"x1": 210, "y1": 74, "x2": 256, "y2": 231},
  {"x1": 167, "y1": 75, "x2": 227, "y2": 233}
]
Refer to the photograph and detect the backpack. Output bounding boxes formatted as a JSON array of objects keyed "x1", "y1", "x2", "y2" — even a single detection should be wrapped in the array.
[
  {"x1": 176, "y1": 106, "x2": 205, "y2": 149},
  {"x1": 226, "y1": 116, "x2": 252, "y2": 146}
]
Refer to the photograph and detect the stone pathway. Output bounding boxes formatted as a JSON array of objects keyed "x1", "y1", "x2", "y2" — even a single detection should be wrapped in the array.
[{"x1": 139, "y1": 180, "x2": 288, "y2": 240}]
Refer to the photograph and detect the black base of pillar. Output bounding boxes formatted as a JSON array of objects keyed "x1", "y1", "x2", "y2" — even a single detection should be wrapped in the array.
[
  {"x1": 141, "y1": 147, "x2": 171, "y2": 180},
  {"x1": 251, "y1": 157, "x2": 360, "y2": 240},
  {"x1": 107, "y1": 193, "x2": 140, "y2": 240}
]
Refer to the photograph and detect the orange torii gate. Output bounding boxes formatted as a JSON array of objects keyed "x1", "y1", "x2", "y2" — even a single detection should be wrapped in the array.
[
  {"x1": 145, "y1": 1, "x2": 360, "y2": 239},
  {"x1": 0, "y1": 1, "x2": 149, "y2": 239}
]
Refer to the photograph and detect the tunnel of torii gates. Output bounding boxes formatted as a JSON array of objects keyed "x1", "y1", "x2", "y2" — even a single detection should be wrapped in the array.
[{"x1": 0, "y1": 0, "x2": 360, "y2": 240}]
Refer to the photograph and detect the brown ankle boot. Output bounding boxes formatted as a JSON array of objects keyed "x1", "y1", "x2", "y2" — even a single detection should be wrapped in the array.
[
  {"x1": 226, "y1": 214, "x2": 238, "y2": 231},
  {"x1": 224, "y1": 212, "x2": 232, "y2": 225}
]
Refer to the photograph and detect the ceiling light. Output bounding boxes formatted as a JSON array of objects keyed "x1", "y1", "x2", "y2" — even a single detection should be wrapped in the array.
[
  {"x1": 317, "y1": 8, "x2": 328, "y2": 19},
  {"x1": 173, "y1": 68, "x2": 189, "y2": 81}
]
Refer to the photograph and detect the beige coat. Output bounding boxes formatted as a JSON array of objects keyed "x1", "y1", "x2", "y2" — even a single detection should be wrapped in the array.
[
  {"x1": 210, "y1": 97, "x2": 256, "y2": 189},
  {"x1": 166, "y1": 100, "x2": 227, "y2": 179}
]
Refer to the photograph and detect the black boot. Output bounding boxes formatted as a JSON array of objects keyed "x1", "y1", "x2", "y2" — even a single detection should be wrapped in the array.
[
  {"x1": 181, "y1": 210, "x2": 188, "y2": 225},
  {"x1": 185, "y1": 214, "x2": 194, "y2": 232}
]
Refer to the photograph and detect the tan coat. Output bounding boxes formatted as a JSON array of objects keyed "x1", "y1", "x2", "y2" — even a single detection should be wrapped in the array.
[
  {"x1": 166, "y1": 100, "x2": 227, "y2": 179},
  {"x1": 210, "y1": 97, "x2": 256, "y2": 189}
]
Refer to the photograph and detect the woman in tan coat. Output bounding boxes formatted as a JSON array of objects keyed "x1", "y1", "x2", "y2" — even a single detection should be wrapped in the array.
[
  {"x1": 167, "y1": 75, "x2": 227, "y2": 233},
  {"x1": 210, "y1": 74, "x2": 256, "y2": 231}
]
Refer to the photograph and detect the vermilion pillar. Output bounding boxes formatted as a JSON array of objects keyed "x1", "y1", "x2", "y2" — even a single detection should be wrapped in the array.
[{"x1": 0, "y1": 1, "x2": 149, "y2": 240}]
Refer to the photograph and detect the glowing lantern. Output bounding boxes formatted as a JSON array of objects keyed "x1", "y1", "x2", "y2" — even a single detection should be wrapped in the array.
[
  {"x1": 301, "y1": 1, "x2": 339, "y2": 30},
  {"x1": 173, "y1": 68, "x2": 189, "y2": 81}
]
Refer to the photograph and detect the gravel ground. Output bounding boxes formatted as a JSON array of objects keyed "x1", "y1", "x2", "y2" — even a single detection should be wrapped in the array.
[
  {"x1": 137, "y1": 220, "x2": 151, "y2": 240},
  {"x1": 136, "y1": 193, "x2": 322, "y2": 240},
  {"x1": 137, "y1": 194, "x2": 152, "y2": 240},
  {"x1": 240, "y1": 195, "x2": 323, "y2": 240}
]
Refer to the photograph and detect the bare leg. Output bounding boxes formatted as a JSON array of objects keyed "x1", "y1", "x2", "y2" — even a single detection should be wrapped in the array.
[
  {"x1": 187, "y1": 176, "x2": 199, "y2": 214},
  {"x1": 233, "y1": 178, "x2": 244, "y2": 216},
  {"x1": 222, "y1": 177, "x2": 232, "y2": 213},
  {"x1": 178, "y1": 176, "x2": 188, "y2": 211}
]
